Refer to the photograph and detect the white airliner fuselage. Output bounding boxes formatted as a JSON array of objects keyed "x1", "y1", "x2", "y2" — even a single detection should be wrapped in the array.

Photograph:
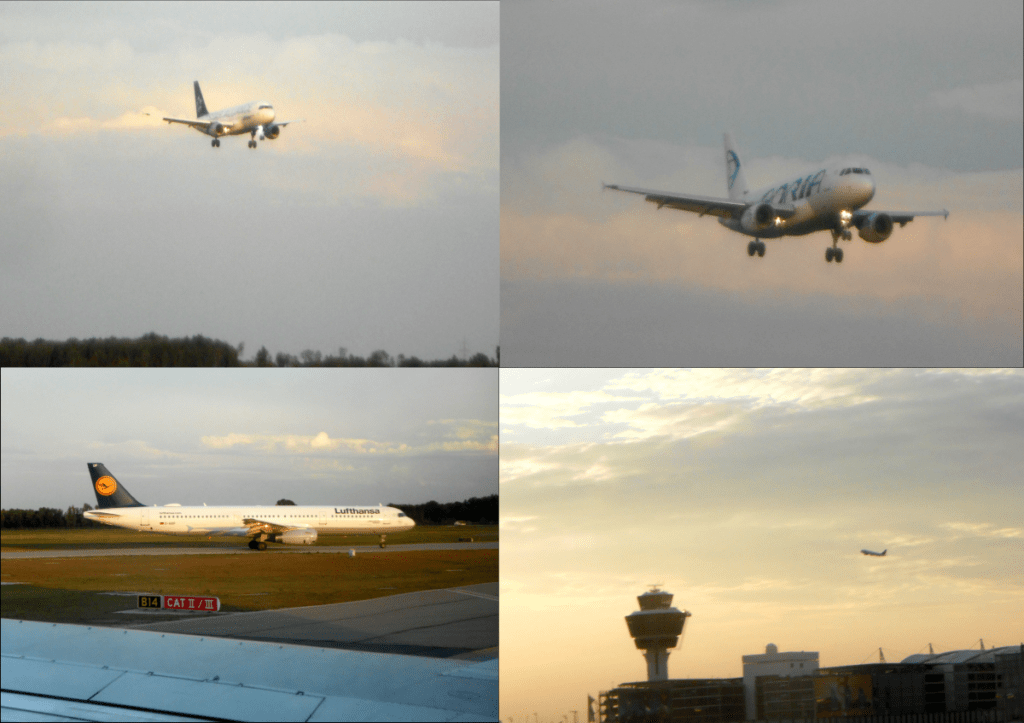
[
  {"x1": 161, "y1": 81, "x2": 301, "y2": 149},
  {"x1": 84, "y1": 504, "x2": 413, "y2": 538},
  {"x1": 83, "y1": 463, "x2": 413, "y2": 550},
  {"x1": 605, "y1": 133, "x2": 947, "y2": 263}
]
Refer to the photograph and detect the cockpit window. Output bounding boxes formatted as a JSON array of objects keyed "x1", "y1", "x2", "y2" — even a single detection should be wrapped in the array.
[
  {"x1": 398, "y1": 512, "x2": 407, "y2": 517},
  {"x1": 258, "y1": 104, "x2": 273, "y2": 110}
]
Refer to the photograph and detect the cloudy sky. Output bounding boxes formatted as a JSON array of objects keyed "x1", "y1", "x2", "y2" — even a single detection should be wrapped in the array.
[
  {"x1": 0, "y1": 368, "x2": 497, "y2": 510},
  {"x1": 500, "y1": 369, "x2": 1024, "y2": 721},
  {"x1": 501, "y1": 0, "x2": 1023, "y2": 366},
  {"x1": 0, "y1": 2, "x2": 498, "y2": 361}
]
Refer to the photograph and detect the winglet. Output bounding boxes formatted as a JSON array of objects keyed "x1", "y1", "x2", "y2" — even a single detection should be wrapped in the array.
[{"x1": 943, "y1": 210, "x2": 949, "y2": 220}]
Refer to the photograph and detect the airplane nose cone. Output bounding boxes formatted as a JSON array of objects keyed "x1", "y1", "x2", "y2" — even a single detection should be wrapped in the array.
[{"x1": 862, "y1": 176, "x2": 875, "y2": 205}]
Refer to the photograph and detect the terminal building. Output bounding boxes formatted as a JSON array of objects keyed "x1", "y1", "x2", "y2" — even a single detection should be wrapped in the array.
[{"x1": 597, "y1": 589, "x2": 1022, "y2": 722}]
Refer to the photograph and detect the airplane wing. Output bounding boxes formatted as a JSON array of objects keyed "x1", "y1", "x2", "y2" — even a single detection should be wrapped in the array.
[
  {"x1": 161, "y1": 116, "x2": 222, "y2": 130},
  {"x1": 3, "y1": 619, "x2": 498, "y2": 721},
  {"x1": 272, "y1": 119, "x2": 303, "y2": 126},
  {"x1": 242, "y1": 517, "x2": 311, "y2": 535},
  {"x1": 604, "y1": 183, "x2": 749, "y2": 219},
  {"x1": 604, "y1": 182, "x2": 800, "y2": 221},
  {"x1": 852, "y1": 208, "x2": 948, "y2": 228}
]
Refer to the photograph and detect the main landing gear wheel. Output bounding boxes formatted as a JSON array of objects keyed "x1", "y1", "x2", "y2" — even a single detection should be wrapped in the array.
[
  {"x1": 248, "y1": 540, "x2": 258, "y2": 550},
  {"x1": 211, "y1": 139, "x2": 220, "y2": 148},
  {"x1": 248, "y1": 140, "x2": 257, "y2": 149},
  {"x1": 825, "y1": 246, "x2": 844, "y2": 263},
  {"x1": 747, "y1": 240, "x2": 766, "y2": 257}
]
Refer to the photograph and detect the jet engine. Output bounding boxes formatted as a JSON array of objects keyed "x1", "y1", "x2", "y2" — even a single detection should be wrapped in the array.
[
  {"x1": 264, "y1": 124, "x2": 281, "y2": 140},
  {"x1": 858, "y1": 212, "x2": 894, "y2": 243},
  {"x1": 278, "y1": 528, "x2": 317, "y2": 545},
  {"x1": 740, "y1": 203, "x2": 774, "y2": 233},
  {"x1": 207, "y1": 122, "x2": 224, "y2": 137}
]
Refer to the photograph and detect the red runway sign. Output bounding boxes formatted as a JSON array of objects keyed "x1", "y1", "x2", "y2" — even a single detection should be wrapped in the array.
[{"x1": 138, "y1": 595, "x2": 220, "y2": 612}]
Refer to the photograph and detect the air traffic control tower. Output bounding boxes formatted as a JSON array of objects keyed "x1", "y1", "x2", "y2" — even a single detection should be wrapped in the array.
[{"x1": 625, "y1": 587, "x2": 692, "y2": 682}]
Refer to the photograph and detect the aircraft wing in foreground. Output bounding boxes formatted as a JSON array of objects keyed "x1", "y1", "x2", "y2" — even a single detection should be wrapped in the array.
[{"x1": 2, "y1": 619, "x2": 497, "y2": 721}]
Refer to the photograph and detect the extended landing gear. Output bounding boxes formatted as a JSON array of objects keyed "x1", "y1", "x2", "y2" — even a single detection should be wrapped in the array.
[
  {"x1": 211, "y1": 139, "x2": 220, "y2": 148},
  {"x1": 380, "y1": 534, "x2": 387, "y2": 549},
  {"x1": 747, "y1": 239, "x2": 766, "y2": 257},
  {"x1": 248, "y1": 140, "x2": 257, "y2": 149},
  {"x1": 248, "y1": 539, "x2": 267, "y2": 551},
  {"x1": 826, "y1": 227, "x2": 850, "y2": 263}
]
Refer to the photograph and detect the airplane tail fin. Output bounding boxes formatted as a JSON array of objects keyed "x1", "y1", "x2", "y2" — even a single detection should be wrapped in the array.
[
  {"x1": 723, "y1": 132, "x2": 749, "y2": 202},
  {"x1": 194, "y1": 81, "x2": 208, "y2": 118},
  {"x1": 87, "y1": 463, "x2": 145, "y2": 509},
  {"x1": 882, "y1": 550, "x2": 887, "y2": 556}
]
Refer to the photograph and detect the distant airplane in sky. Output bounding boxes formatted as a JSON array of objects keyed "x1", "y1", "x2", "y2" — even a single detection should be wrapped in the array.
[
  {"x1": 604, "y1": 133, "x2": 948, "y2": 263},
  {"x1": 161, "y1": 81, "x2": 301, "y2": 149},
  {"x1": 861, "y1": 549, "x2": 887, "y2": 556},
  {"x1": 82, "y1": 463, "x2": 414, "y2": 550}
]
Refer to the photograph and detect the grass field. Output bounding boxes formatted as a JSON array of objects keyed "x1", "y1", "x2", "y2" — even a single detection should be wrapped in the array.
[
  {"x1": 0, "y1": 524, "x2": 496, "y2": 550},
  {"x1": 1, "y1": 548, "x2": 496, "y2": 625}
]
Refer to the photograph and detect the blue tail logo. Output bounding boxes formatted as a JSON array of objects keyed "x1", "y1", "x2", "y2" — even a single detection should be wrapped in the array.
[{"x1": 727, "y1": 150, "x2": 741, "y2": 191}]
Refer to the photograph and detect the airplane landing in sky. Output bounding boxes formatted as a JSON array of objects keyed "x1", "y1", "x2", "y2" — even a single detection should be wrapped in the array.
[
  {"x1": 861, "y1": 549, "x2": 887, "y2": 556},
  {"x1": 82, "y1": 463, "x2": 414, "y2": 550},
  {"x1": 161, "y1": 81, "x2": 302, "y2": 149},
  {"x1": 604, "y1": 133, "x2": 948, "y2": 263}
]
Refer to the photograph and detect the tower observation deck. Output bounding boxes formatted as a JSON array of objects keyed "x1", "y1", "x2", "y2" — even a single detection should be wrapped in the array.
[{"x1": 624, "y1": 587, "x2": 691, "y2": 682}]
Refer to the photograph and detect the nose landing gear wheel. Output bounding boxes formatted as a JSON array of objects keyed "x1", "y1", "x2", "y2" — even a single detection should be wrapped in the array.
[
  {"x1": 825, "y1": 247, "x2": 835, "y2": 262},
  {"x1": 834, "y1": 247, "x2": 843, "y2": 263},
  {"x1": 756, "y1": 241, "x2": 765, "y2": 257}
]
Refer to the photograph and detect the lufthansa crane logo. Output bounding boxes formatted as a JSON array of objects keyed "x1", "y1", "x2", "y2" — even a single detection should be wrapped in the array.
[{"x1": 95, "y1": 476, "x2": 117, "y2": 496}]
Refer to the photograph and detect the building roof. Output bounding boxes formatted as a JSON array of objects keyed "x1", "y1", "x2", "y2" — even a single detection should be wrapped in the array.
[{"x1": 900, "y1": 645, "x2": 1021, "y2": 665}]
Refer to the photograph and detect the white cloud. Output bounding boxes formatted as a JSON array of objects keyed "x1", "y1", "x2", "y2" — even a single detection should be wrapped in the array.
[{"x1": 929, "y1": 79, "x2": 1024, "y2": 121}]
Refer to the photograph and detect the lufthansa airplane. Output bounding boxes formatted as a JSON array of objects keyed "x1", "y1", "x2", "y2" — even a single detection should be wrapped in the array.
[
  {"x1": 82, "y1": 463, "x2": 415, "y2": 550},
  {"x1": 604, "y1": 133, "x2": 948, "y2": 263},
  {"x1": 861, "y1": 549, "x2": 887, "y2": 556},
  {"x1": 161, "y1": 81, "x2": 301, "y2": 149}
]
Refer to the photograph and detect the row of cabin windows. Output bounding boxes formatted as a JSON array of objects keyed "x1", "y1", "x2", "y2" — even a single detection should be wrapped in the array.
[
  {"x1": 839, "y1": 167, "x2": 871, "y2": 175},
  {"x1": 156, "y1": 514, "x2": 376, "y2": 519}
]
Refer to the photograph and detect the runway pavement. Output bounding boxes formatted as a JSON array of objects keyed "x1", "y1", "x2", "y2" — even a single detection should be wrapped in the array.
[
  {"x1": 1, "y1": 541, "x2": 496, "y2": 560},
  {"x1": 128, "y1": 582, "x2": 498, "y2": 658}
]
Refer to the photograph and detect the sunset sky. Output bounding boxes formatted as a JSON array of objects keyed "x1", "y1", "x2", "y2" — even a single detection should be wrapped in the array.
[
  {"x1": 501, "y1": 0, "x2": 1022, "y2": 366},
  {"x1": 500, "y1": 368, "x2": 1024, "y2": 722}
]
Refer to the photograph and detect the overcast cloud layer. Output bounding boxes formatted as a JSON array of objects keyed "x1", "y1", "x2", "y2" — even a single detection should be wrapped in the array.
[
  {"x1": 1, "y1": 368, "x2": 497, "y2": 509},
  {"x1": 1, "y1": 2, "x2": 498, "y2": 361},
  {"x1": 500, "y1": 369, "x2": 1024, "y2": 721},
  {"x1": 500, "y1": 0, "x2": 1023, "y2": 366}
]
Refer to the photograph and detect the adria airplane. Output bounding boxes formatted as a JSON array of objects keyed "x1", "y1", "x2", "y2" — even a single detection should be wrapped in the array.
[
  {"x1": 603, "y1": 133, "x2": 948, "y2": 263},
  {"x1": 82, "y1": 463, "x2": 414, "y2": 550},
  {"x1": 161, "y1": 81, "x2": 301, "y2": 149},
  {"x1": 861, "y1": 549, "x2": 887, "y2": 556}
]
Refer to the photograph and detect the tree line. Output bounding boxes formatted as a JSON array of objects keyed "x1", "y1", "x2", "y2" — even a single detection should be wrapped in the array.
[
  {"x1": 1, "y1": 494, "x2": 497, "y2": 529},
  {"x1": 0, "y1": 334, "x2": 498, "y2": 367}
]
